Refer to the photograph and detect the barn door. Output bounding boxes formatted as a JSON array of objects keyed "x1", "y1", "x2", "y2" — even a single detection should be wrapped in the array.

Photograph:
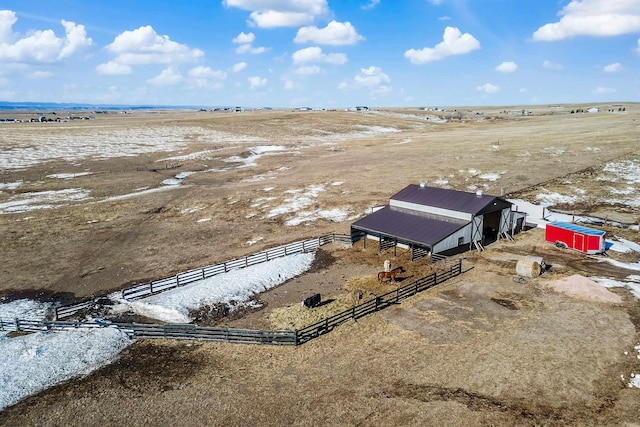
[
  {"x1": 573, "y1": 233, "x2": 584, "y2": 252},
  {"x1": 471, "y1": 216, "x2": 483, "y2": 243}
]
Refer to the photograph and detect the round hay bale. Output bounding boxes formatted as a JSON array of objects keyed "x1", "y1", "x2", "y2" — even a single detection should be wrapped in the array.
[{"x1": 516, "y1": 259, "x2": 541, "y2": 278}]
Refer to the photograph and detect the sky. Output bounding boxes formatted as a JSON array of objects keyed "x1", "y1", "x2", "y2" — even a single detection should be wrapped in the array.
[{"x1": 0, "y1": 1, "x2": 639, "y2": 108}]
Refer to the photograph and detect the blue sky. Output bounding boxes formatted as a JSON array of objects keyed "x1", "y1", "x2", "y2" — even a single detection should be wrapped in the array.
[{"x1": 1, "y1": 0, "x2": 639, "y2": 108}]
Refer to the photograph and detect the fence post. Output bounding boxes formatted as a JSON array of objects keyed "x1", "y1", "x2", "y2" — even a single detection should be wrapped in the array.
[
  {"x1": 302, "y1": 241, "x2": 305, "y2": 252},
  {"x1": 15, "y1": 318, "x2": 20, "y2": 332},
  {"x1": 294, "y1": 329, "x2": 299, "y2": 345},
  {"x1": 150, "y1": 281, "x2": 154, "y2": 294},
  {"x1": 176, "y1": 275, "x2": 181, "y2": 287},
  {"x1": 202, "y1": 268, "x2": 205, "y2": 279}
]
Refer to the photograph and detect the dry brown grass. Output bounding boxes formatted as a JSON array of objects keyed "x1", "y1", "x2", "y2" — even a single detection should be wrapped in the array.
[{"x1": 1, "y1": 105, "x2": 640, "y2": 425}]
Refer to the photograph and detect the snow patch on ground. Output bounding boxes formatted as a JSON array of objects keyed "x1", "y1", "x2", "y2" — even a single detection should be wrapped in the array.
[
  {"x1": 46, "y1": 172, "x2": 93, "y2": 179},
  {"x1": 0, "y1": 328, "x2": 131, "y2": 411},
  {"x1": 108, "y1": 252, "x2": 315, "y2": 323},
  {"x1": 0, "y1": 188, "x2": 91, "y2": 215}
]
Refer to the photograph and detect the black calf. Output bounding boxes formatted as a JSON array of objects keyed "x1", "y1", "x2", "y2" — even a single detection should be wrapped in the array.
[{"x1": 302, "y1": 293, "x2": 321, "y2": 309}]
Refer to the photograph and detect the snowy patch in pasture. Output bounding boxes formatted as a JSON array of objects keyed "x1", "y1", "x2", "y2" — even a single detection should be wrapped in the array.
[
  {"x1": 263, "y1": 187, "x2": 274, "y2": 192},
  {"x1": 0, "y1": 299, "x2": 53, "y2": 326},
  {"x1": 108, "y1": 252, "x2": 315, "y2": 323},
  {"x1": 597, "y1": 258, "x2": 640, "y2": 273},
  {"x1": 196, "y1": 218, "x2": 211, "y2": 223},
  {"x1": 224, "y1": 146, "x2": 290, "y2": 170},
  {"x1": 46, "y1": 172, "x2": 93, "y2": 180},
  {"x1": 590, "y1": 276, "x2": 640, "y2": 300},
  {"x1": 396, "y1": 138, "x2": 412, "y2": 145},
  {"x1": 159, "y1": 150, "x2": 219, "y2": 162},
  {"x1": 0, "y1": 126, "x2": 261, "y2": 170},
  {"x1": 356, "y1": 125, "x2": 400, "y2": 134},
  {"x1": 610, "y1": 237, "x2": 640, "y2": 253},
  {"x1": 265, "y1": 184, "x2": 325, "y2": 219},
  {"x1": 0, "y1": 328, "x2": 131, "y2": 411},
  {"x1": 478, "y1": 172, "x2": 503, "y2": 182},
  {"x1": 535, "y1": 190, "x2": 577, "y2": 206},
  {"x1": 0, "y1": 181, "x2": 23, "y2": 191},
  {"x1": 0, "y1": 188, "x2": 91, "y2": 214},
  {"x1": 181, "y1": 206, "x2": 204, "y2": 214},
  {"x1": 285, "y1": 207, "x2": 356, "y2": 227},
  {"x1": 101, "y1": 185, "x2": 181, "y2": 202},
  {"x1": 246, "y1": 236, "x2": 264, "y2": 246},
  {"x1": 542, "y1": 147, "x2": 565, "y2": 157},
  {"x1": 433, "y1": 178, "x2": 449, "y2": 186},
  {"x1": 331, "y1": 181, "x2": 344, "y2": 186},
  {"x1": 162, "y1": 178, "x2": 183, "y2": 186},
  {"x1": 584, "y1": 147, "x2": 601, "y2": 152},
  {"x1": 601, "y1": 160, "x2": 640, "y2": 184}
]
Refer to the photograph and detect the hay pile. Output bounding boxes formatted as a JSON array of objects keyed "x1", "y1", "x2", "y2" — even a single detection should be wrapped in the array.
[{"x1": 269, "y1": 275, "x2": 397, "y2": 330}]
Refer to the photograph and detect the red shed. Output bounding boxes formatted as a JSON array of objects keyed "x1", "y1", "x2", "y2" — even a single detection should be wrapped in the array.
[{"x1": 545, "y1": 222, "x2": 606, "y2": 254}]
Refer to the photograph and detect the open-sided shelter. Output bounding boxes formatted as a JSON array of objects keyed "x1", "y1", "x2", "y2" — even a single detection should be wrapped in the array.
[{"x1": 350, "y1": 183, "x2": 526, "y2": 260}]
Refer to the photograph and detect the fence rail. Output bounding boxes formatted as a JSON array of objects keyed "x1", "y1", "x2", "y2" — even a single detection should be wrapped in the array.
[
  {"x1": 54, "y1": 234, "x2": 350, "y2": 320},
  {"x1": 295, "y1": 258, "x2": 462, "y2": 344},
  {"x1": 119, "y1": 234, "x2": 347, "y2": 301},
  {"x1": 2, "y1": 258, "x2": 463, "y2": 346}
]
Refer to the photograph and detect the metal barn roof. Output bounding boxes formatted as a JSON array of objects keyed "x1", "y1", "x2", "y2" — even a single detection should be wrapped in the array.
[
  {"x1": 351, "y1": 206, "x2": 468, "y2": 248},
  {"x1": 391, "y1": 184, "x2": 511, "y2": 215}
]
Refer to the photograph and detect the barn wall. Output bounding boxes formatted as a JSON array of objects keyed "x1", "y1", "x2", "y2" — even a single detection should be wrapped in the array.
[
  {"x1": 433, "y1": 224, "x2": 472, "y2": 253},
  {"x1": 389, "y1": 199, "x2": 472, "y2": 221}
]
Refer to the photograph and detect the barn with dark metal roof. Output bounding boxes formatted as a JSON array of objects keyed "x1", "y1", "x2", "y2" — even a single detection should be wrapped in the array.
[{"x1": 351, "y1": 183, "x2": 526, "y2": 260}]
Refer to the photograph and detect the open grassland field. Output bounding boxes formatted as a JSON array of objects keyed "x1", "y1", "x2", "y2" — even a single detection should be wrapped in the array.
[{"x1": 1, "y1": 104, "x2": 640, "y2": 425}]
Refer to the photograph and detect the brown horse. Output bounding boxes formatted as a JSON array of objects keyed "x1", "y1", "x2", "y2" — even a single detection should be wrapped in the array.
[{"x1": 377, "y1": 267, "x2": 403, "y2": 283}]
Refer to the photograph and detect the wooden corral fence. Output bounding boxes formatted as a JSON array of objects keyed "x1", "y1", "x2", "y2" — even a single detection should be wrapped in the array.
[
  {"x1": 295, "y1": 257, "x2": 462, "y2": 344},
  {"x1": 54, "y1": 234, "x2": 351, "y2": 320},
  {"x1": 3, "y1": 258, "x2": 463, "y2": 346},
  {"x1": 119, "y1": 234, "x2": 347, "y2": 301},
  {"x1": 0, "y1": 318, "x2": 296, "y2": 346}
]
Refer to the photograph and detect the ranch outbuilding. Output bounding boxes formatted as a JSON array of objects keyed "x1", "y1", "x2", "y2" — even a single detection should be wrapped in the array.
[{"x1": 350, "y1": 183, "x2": 526, "y2": 260}]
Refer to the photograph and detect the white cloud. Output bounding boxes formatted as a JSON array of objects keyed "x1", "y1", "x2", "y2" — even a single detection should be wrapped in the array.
[
  {"x1": 96, "y1": 60, "x2": 132, "y2": 75},
  {"x1": 496, "y1": 61, "x2": 518, "y2": 73},
  {"x1": 29, "y1": 70, "x2": 53, "y2": 79},
  {"x1": 543, "y1": 60, "x2": 564, "y2": 70},
  {"x1": 341, "y1": 66, "x2": 390, "y2": 91},
  {"x1": 59, "y1": 20, "x2": 92, "y2": 59},
  {"x1": 0, "y1": 11, "x2": 92, "y2": 64},
  {"x1": 294, "y1": 21, "x2": 364, "y2": 46},
  {"x1": 283, "y1": 79, "x2": 296, "y2": 90},
  {"x1": 188, "y1": 66, "x2": 226, "y2": 79},
  {"x1": 603, "y1": 62, "x2": 623, "y2": 72},
  {"x1": 147, "y1": 67, "x2": 184, "y2": 86},
  {"x1": 232, "y1": 31, "x2": 266, "y2": 54},
  {"x1": 294, "y1": 65, "x2": 321, "y2": 75},
  {"x1": 223, "y1": 0, "x2": 329, "y2": 28},
  {"x1": 248, "y1": 75, "x2": 267, "y2": 88},
  {"x1": 477, "y1": 83, "x2": 499, "y2": 94},
  {"x1": 187, "y1": 66, "x2": 226, "y2": 89},
  {"x1": 404, "y1": 26, "x2": 480, "y2": 64},
  {"x1": 593, "y1": 86, "x2": 616, "y2": 94},
  {"x1": 361, "y1": 0, "x2": 380, "y2": 10},
  {"x1": 292, "y1": 46, "x2": 347, "y2": 64},
  {"x1": 233, "y1": 62, "x2": 248, "y2": 72},
  {"x1": 636, "y1": 38, "x2": 640, "y2": 53},
  {"x1": 533, "y1": 0, "x2": 640, "y2": 41},
  {"x1": 103, "y1": 26, "x2": 203, "y2": 67},
  {"x1": 232, "y1": 32, "x2": 255, "y2": 44}
]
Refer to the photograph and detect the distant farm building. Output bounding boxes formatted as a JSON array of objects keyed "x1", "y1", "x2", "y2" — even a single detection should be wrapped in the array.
[{"x1": 350, "y1": 184, "x2": 526, "y2": 260}]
